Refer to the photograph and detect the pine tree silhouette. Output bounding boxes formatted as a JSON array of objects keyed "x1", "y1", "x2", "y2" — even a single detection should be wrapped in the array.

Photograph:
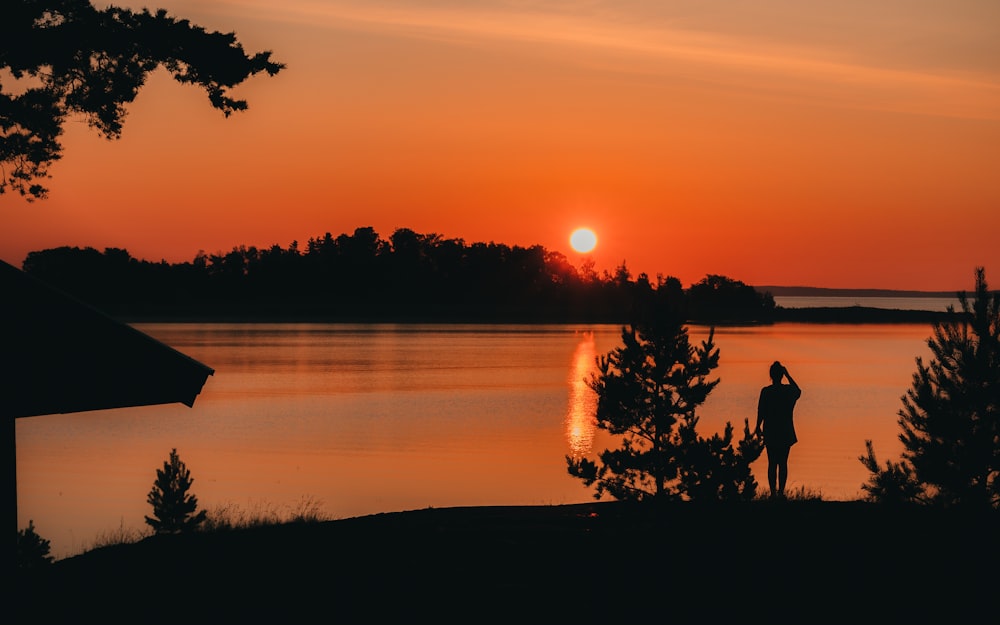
[
  {"x1": 567, "y1": 308, "x2": 763, "y2": 501},
  {"x1": 862, "y1": 267, "x2": 1000, "y2": 508},
  {"x1": 145, "y1": 449, "x2": 208, "y2": 534}
]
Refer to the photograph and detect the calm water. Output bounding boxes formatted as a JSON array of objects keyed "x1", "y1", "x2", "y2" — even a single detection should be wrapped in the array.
[{"x1": 17, "y1": 320, "x2": 935, "y2": 559}]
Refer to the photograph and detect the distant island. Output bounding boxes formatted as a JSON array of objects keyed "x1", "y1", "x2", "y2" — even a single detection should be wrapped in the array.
[
  {"x1": 771, "y1": 306, "x2": 949, "y2": 324},
  {"x1": 755, "y1": 285, "x2": 958, "y2": 298},
  {"x1": 14, "y1": 227, "x2": 962, "y2": 325}
]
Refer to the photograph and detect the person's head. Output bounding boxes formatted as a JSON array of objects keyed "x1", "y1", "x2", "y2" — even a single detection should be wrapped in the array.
[{"x1": 769, "y1": 361, "x2": 784, "y2": 383}]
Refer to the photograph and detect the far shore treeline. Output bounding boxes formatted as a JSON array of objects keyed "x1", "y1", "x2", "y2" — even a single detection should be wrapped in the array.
[{"x1": 19, "y1": 227, "x2": 951, "y2": 324}]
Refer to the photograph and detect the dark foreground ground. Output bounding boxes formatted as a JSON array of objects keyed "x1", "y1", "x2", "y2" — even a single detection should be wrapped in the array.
[{"x1": 15, "y1": 500, "x2": 999, "y2": 624}]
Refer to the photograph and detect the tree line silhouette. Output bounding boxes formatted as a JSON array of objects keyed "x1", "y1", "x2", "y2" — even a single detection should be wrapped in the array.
[{"x1": 20, "y1": 227, "x2": 776, "y2": 323}]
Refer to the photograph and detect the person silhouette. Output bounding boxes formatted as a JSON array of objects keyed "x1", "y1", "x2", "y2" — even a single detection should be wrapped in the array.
[{"x1": 755, "y1": 361, "x2": 801, "y2": 499}]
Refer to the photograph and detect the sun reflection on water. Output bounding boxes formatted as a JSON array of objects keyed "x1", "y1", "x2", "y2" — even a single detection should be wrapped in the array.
[{"x1": 566, "y1": 331, "x2": 598, "y2": 458}]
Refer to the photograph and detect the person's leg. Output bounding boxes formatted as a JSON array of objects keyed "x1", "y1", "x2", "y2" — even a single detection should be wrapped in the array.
[
  {"x1": 774, "y1": 446, "x2": 791, "y2": 497},
  {"x1": 765, "y1": 446, "x2": 778, "y2": 496}
]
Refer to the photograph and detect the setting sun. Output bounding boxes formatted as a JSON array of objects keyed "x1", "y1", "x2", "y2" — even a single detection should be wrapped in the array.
[{"x1": 570, "y1": 228, "x2": 598, "y2": 254}]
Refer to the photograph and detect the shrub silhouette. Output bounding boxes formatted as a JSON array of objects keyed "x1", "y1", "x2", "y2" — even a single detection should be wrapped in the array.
[
  {"x1": 145, "y1": 449, "x2": 208, "y2": 534},
  {"x1": 861, "y1": 267, "x2": 999, "y2": 508},
  {"x1": 858, "y1": 441, "x2": 924, "y2": 505},
  {"x1": 567, "y1": 308, "x2": 763, "y2": 501},
  {"x1": 17, "y1": 520, "x2": 53, "y2": 569}
]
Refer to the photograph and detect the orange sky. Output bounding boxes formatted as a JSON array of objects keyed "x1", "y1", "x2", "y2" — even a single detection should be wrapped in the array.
[{"x1": 3, "y1": 0, "x2": 998, "y2": 290}]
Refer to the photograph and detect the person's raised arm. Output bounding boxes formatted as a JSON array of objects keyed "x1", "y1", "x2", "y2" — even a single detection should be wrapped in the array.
[
  {"x1": 784, "y1": 367, "x2": 797, "y2": 386},
  {"x1": 783, "y1": 366, "x2": 801, "y2": 397}
]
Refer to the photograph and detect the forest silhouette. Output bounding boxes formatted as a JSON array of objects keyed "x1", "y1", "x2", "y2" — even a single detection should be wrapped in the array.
[{"x1": 20, "y1": 226, "x2": 781, "y2": 323}]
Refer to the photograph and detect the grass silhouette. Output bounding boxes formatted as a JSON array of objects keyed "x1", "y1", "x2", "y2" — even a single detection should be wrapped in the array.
[{"x1": 16, "y1": 499, "x2": 998, "y2": 624}]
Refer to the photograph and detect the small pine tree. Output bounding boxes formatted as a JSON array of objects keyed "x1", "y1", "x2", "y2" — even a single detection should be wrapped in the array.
[
  {"x1": 145, "y1": 448, "x2": 208, "y2": 534},
  {"x1": 858, "y1": 440, "x2": 924, "y2": 505},
  {"x1": 17, "y1": 520, "x2": 54, "y2": 569},
  {"x1": 861, "y1": 267, "x2": 1000, "y2": 508},
  {"x1": 567, "y1": 309, "x2": 763, "y2": 502},
  {"x1": 679, "y1": 418, "x2": 764, "y2": 501}
]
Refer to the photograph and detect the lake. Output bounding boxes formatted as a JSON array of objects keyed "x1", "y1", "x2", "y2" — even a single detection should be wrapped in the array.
[{"x1": 16, "y1": 319, "x2": 936, "y2": 559}]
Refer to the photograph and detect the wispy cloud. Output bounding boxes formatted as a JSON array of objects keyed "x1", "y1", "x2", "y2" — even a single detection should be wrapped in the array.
[{"x1": 220, "y1": 0, "x2": 1000, "y2": 119}]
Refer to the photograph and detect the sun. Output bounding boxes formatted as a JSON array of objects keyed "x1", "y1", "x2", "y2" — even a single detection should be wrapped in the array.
[{"x1": 569, "y1": 228, "x2": 598, "y2": 254}]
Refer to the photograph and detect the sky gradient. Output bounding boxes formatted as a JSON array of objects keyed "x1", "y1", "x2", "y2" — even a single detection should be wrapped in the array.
[{"x1": 3, "y1": 0, "x2": 998, "y2": 290}]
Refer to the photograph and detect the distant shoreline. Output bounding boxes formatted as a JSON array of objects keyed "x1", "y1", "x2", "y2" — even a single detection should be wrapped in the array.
[
  {"x1": 771, "y1": 305, "x2": 952, "y2": 324},
  {"x1": 758, "y1": 285, "x2": 962, "y2": 298},
  {"x1": 120, "y1": 305, "x2": 958, "y2": 325}
]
